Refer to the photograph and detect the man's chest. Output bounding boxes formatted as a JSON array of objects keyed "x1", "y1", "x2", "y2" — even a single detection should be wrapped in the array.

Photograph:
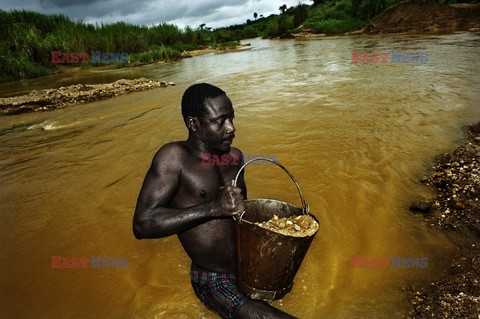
[{"x1": 180, "y1": 163, "x2": 238, "y2": 201}]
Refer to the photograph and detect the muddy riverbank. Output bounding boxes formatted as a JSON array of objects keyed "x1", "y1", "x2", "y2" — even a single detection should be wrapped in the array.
[{"x1": 408, "y1": 122, "x2": 480, "y2": 318}]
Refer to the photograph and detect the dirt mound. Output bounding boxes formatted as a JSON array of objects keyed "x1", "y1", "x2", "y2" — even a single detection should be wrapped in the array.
[{"x1": 364, "y1": 0, "x2": 480, "y2": 34}]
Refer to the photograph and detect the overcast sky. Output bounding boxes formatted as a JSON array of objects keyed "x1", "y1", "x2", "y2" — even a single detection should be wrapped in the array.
[{"x1": 1, "y1": 0, "x2": 313, "y2": 29}]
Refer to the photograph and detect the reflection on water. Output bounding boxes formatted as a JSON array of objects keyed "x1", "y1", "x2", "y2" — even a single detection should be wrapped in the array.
[{"x1": 1, "y1": 33, "x2": 480, "y2": 318}]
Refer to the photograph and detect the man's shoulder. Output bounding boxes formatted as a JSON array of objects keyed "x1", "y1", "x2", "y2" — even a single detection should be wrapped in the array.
[
  {"x1": 230, "y1": 147, "x2": 242, "y2": 158},
  {"x1": 151, "y1": 141, "x2": 190, "y2": 168},
  {"x1": 228, "y1": 147, "x2": 244, "y2": 169},
  {"x1": 155, "y1": 141, "x2": 189, "y2": 156}
]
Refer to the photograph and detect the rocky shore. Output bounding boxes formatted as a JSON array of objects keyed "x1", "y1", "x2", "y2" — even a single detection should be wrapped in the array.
[
  {"x1": 408, "y1": 123, "x2": 480, "y2": 319},
  {"x1": 0, "y1": 78, "x2": 175, "y2": 116}
]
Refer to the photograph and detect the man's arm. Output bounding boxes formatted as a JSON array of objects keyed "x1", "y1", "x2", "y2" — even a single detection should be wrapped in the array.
[{"x1": 132, "y1": 144, "x2": 244, "y2": 239}]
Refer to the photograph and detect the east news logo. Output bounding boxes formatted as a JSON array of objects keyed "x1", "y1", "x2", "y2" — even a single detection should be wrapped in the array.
[
  {"x1": 351, "y1": 51, "x2": 428, "y2": 63},
  {"x1": 352, "y1": 256, "x2": 428, "y2": 268},
  {"x1": 51, "y1": 51, "x2": 128, "y2": 64},
  {"x1": 51, "y1": 256, "x2": 128, "y2": 268}
]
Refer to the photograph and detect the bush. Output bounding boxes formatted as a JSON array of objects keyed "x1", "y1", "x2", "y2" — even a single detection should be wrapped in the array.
[
  {"x1": 128, "y1": 46, "x2": 179, "y2": 63},
  {"x1": 265, "y1": 14, "x2": 294, "y2": 38},
  {"x1": 0, "y1": 10, "x2": 222, "y2": 81},
  {"x1": 310, "y1": 18, "x2": 367, "y2": 34}
]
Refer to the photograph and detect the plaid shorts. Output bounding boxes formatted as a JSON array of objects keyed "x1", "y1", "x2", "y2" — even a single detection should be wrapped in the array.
[{"x1": 190, "y1": 270, "x2": 248, "y2": 319}]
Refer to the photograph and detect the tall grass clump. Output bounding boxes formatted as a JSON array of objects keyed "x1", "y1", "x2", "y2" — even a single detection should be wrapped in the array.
[
  {"x1": 304, "y1": 0, "x2": 368, "y2": 34},
  {"x1": 0, "y1": 9, "x2": 235, "y2": 82},
  {"x1": 265, "y1": 14, "x2": 294, "y2": 38},
  {"x1": 128, "y1": 45, "x2": 180, "y2": 63}
]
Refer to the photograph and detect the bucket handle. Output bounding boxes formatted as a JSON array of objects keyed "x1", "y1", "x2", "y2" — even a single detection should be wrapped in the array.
[{"x1": 233, "y1": 157, "x2": 309, "y2": 220}]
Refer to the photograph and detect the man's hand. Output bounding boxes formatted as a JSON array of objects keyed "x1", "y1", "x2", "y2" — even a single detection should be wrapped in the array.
[{"x1": 214, "y1": 184, "x2": 244, "y2": 217}]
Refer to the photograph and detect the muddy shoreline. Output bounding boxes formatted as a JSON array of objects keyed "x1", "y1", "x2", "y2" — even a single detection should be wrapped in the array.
[{"x1": 408, "y1": 123, "x2": 480, "y2": 318}]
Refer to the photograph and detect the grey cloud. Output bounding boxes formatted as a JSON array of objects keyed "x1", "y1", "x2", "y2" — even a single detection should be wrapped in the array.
[
  {"x1": 38, "y1": 0, "x2": 108, "y2": 8},
  {"x1": 2, "y1": 0, "x2": 311, "y2": 29}
]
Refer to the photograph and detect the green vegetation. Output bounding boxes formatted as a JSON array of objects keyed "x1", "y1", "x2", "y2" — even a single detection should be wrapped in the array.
[
  {"x1": 223, "y1": 0, "x2": 403, "y2": 37},
  {"x1": 1, "y1": 0, "x2": 477, "y2": 82},
  {"x1": 210, "y1": 41, "x2": 241, "y2": 49},
  {"x1": 0, "y1": 10, "x2": 240, "y2": 82},
  {"x1": 219, "y1": 0, "x2": 478, "y2": 37}
]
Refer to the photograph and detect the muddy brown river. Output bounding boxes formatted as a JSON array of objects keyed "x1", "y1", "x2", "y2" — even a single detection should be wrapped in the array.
[{"x1": 1, "y1": 34, "x2": 480, "y2": 318}]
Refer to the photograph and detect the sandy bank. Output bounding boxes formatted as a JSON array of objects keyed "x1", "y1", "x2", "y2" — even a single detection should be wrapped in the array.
[{"x1": 0, "y1": 78, "x2": 175, "y2": 116}]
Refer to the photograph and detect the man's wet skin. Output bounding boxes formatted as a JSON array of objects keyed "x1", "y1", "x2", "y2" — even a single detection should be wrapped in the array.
[
  {"x1": 133, "y1": 91, "x2": 296, "y2": 318},
  {"x1": 133, "y1": 94, "x2": 245, "y2": 273}
]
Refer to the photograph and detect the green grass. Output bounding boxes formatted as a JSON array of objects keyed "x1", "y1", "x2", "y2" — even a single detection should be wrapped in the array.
[
  {"x1": 264, "y1": 15, "x2": 294, "y2": 38},
  {"x1": 128, "y1": 46, "x2": 180, "y2": 63},
  {"x1": 209, "y1": 41, "x2": 239, "y2": 49},
  {"x1": 0, "y1": 10, "x2": 229, "y2": 82}
]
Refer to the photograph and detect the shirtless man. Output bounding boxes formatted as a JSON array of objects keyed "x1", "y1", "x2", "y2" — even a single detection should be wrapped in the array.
[{"x1": 133, "y1": 83, "x2": 296, "y2": 319}]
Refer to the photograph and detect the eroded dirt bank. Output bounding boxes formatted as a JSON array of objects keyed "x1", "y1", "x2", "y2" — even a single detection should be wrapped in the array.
[{"x1": 356, "y1": 0, "x2": 480, "y2": 35}]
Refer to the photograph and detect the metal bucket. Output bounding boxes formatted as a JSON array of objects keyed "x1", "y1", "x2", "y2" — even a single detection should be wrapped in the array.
[{"x1": 233, "y1": 157, "x2": 318, "y2": 301}]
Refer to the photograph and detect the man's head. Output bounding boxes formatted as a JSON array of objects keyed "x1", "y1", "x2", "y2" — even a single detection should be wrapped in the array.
[
  {"x1": 182, "y1": 83, "x2": 236, "y2": 154},
  {"x1": 182, "y1": 83, "x2": 225, "y2": 121}
]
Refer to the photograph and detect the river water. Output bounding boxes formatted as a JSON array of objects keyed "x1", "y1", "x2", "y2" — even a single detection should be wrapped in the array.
[{"x1": 1, "y1": 34, "x2": 480, "y2": 318}]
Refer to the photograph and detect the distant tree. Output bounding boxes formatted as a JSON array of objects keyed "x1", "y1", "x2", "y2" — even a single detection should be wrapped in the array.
[
  {"x1": 312, "y1": 0, "x2": 325, "y2": 6},
  {"x1": 279, "y1": 4, "x2": 287, "y2": 14},
  {"x1": 260, "y1": 14, "x2": 264, "y2": 18},
  {"x1": 292, "y1": 4, "x2": 309, "y2": 27},
  {"x1": 246, "y1": 19, "x2": 252, "y2": 24},
  {"x1": 199, "y1": 23, "x2": 206, "y2": 30},
  {"x1": 253, "y1": 12, "x2": 258, "y2": 20}
]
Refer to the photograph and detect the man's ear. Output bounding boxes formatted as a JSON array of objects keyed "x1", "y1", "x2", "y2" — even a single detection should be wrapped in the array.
[{"x1": 186, "y1": 116, "x2": 200, "y2": 132}]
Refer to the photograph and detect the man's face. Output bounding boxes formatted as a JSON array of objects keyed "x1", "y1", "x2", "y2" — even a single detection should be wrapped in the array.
[{"x1": 197, "y1": 94, "x2": 236, "y2": 154}]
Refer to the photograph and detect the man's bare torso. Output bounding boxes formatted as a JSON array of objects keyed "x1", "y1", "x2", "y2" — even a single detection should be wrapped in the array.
[{"x1": 165, "y1": 142, "x2": 245, "y2": 273}]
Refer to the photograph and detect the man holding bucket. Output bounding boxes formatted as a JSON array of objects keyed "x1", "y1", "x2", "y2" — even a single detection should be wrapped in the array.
[{"x1": 133, "y1": 83, "x2": 296, "y2": 319}]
